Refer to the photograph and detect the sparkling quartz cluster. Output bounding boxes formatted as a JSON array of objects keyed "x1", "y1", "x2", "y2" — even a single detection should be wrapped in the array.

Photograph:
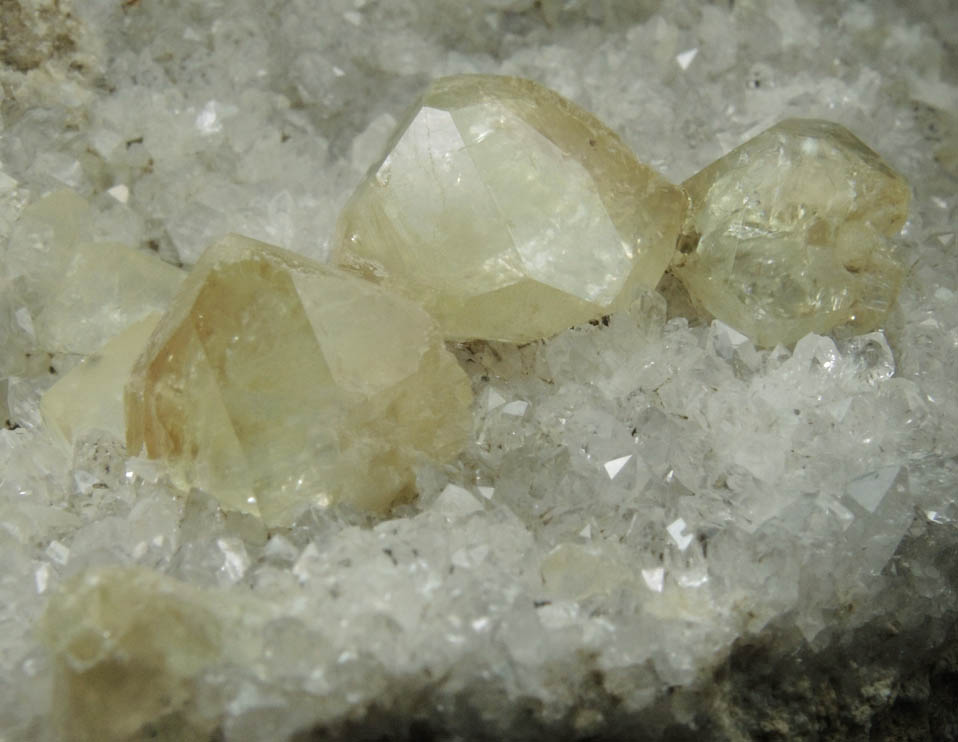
[{"x1": 39, "y1": 76, "x2": 913, "y2": 531}]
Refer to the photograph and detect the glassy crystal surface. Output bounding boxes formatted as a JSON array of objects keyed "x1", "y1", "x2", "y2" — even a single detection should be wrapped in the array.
[
  {"x1": 673, "y1": 119, "x2": 910, "y2": 347},
  {"x1": 125, "y1": 234, "x2": 472, "y2": 525},
  {"x1": 36, "y1": 240, "x2": 184, "y2": 355},
  {"x1": 42, "y1": 313, "x2": 161, "y2": 444},
  {"x1": 334, "y1": 74, "x2": 688, "y2": 342},
  {"x1": 5, "y1": 190, "x2": 185, "y2": 355}
]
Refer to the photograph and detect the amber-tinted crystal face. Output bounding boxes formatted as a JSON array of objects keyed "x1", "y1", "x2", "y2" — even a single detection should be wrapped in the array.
[
  {"x1": 673, "y1": 118, "x2": 910, "y2": 348},
  {"x1": 334, "y1": 74, "x2": 688, "y2": 343},
  {"x1": 125, "y1": 234, "x2": 473, "y2": 525}
]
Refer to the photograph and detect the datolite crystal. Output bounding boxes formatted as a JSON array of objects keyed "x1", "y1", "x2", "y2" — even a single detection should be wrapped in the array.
[
  {"x1": 41, "y1": 567, "x2": 236, "y2": 742},
  {"x1": 334, "y1": 74, "x2": 688, "y2": 342},
  {"x1": 125, "y1": 235, "x2": 472, "y2": 525},
  {"x1": 672, "y1": 119, "x2": 910, "y2": 347}
]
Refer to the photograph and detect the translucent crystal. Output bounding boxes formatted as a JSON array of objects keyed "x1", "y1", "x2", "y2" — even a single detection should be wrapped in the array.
[
  {"x1": 42, "y1": 314, "x2": 161, "y2": 444},
  {"x1": 125, "y1": 234, "x2": 472, "y2": 525},
  {"x1": 4, "y1": 190, "x2": 184, "y2": 355},
  {"x1": 35, "y1": 241, "x2": 184, "y2": 355},
  {"x1": 673, "y1": 119, "x2": 910, "y2": 347},
  {"x1": 334, "y1": 74, "x2": 688, "y2": 342},
  {"x1": 39, "y1": 566, "x2": 259, "y2": 742}
]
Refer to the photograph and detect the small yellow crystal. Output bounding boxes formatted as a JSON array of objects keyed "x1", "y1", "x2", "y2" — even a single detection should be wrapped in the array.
[
  {"x1": 40, "y1": 567, "x2": 242, "y2": 742},
  {"x1": 334, "y1": 74, "x2": 688, "y2": 343},
  {"x1": 125, "y1": 234, "x2": 472, "y2": 525},
  {"x1": 672, "y1": 119, "x2": 910, "y2": 347},
  {"x1": 42, "y1": 313, "x2": 161, "y2": 444}
]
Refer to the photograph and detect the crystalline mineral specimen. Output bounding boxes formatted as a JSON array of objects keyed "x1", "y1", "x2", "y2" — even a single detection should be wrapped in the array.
[
  {"x1": 40, "y1": 566, "x2": 265, "y2": 742},
  {"x1": 5, "y1": 1, "x2": 958, "y2": 740},
  {"x1": 672, "y1": 118, "x2": 911, "y2": 347},
  {"x1": 125, "y1": 234, "x2": 472, "y2": 525},
  {"x1": 334, "y1": 74, "x2": 688, "y2": 343},
  {"x1": 42, "y1": 313, "x2": 161, "y2": 445},
  {"x1": 2, "y1": 190, "x2": 185, "y2": 366}
]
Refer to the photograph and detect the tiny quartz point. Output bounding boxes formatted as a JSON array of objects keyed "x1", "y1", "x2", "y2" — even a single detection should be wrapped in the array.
[
  {"x1": 125, "y1": 234, "x2": 473, "y2": 525},
  {"x1": 334, "y1": 74, "x2": 688, "y2": 343},
  {"x1": 672, "y1": 119, "x2": 910, "y2": 347}
]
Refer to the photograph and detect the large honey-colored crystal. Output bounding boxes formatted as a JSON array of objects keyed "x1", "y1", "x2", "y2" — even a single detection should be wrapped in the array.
[
  {"x1": 672, "y1": 119, "x2": 910, "y2": 347},
  {"x1": 125, "y1": 234, "x2": 472, "y2": 525},
  {"x1": 334, "y1": 74, "x2": 688, "y2": 342}
]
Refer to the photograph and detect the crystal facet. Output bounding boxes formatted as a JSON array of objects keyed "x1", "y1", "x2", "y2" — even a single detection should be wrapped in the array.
[
  {"x1": 125, "y1": 234, "x2": 473, "y2": 525},
  {"x1": 673, "y1": 119, "x2": 910, "y2": 347},
  {"x1": 334, "y1": 74, "x2": 688, "y2": 342},
  {"x1": 42, "y1": 313, "x2": 162, "y2": 444}
]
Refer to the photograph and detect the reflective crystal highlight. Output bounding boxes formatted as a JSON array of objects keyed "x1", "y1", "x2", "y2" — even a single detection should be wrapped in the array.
[
  {"x1": 335, "y1": 74, "x2": 688, "y2": 342},
  {"x1": 125, "y1": 234, "x2": 473, "y2": 525},
  {"x1": 673, "y1": 119, "x2": 910, "y2": 347}
]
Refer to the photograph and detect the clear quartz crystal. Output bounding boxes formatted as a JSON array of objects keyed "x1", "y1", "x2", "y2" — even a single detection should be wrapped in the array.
[
  {"x1": 673, "y1": 119, "x2": 910, "y2": 347},
  {"x1": 334, "y1": 74, "x2": 688, "y2": 342},
  {"x1": 5, "y1": 2, "x2": 956, "y2": 736},
  {"x1": 125, "y1": 234, "x2": 473, "y2": 525}
]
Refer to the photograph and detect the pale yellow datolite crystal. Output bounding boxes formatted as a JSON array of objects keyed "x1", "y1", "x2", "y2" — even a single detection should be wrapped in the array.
[
  {"x1": 125, "y1": 234, "x2": 472, "y2": 525},
  {"x1": 673, "y1": 119, "x2": 910, "y2": 347},
  {"x1": 334, "y1": 74, "x2": 688, "y2": 343},
  {"x1": 43, "y1": 313, "x2": 162, "y2": 444},
  {"x1": 40, "y1": 566, "x2": 260, "y2": 742}
]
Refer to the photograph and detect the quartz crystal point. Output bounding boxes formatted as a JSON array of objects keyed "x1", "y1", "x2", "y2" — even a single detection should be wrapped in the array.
[
  {"x1": 125, "y1": 234, "x2": 472, "y2": 525},
  {"x1": 672, "y1": 119, "x2": 910, "y2": 347},
  {"x1": 334, "y1": 74, "x2": 688, "y2": 342}
]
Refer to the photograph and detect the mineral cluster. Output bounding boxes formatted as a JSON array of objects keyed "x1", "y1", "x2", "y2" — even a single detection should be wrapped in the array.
[
  {"x1": 125, "y1": 234, "x2": 472, "y2": 525},
  {"x1": 334, "y1": 74, "x2": 688, "y2": 343},
  {"x1": 673, "y1": 119, "x2": 911, "y2": 347}
]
